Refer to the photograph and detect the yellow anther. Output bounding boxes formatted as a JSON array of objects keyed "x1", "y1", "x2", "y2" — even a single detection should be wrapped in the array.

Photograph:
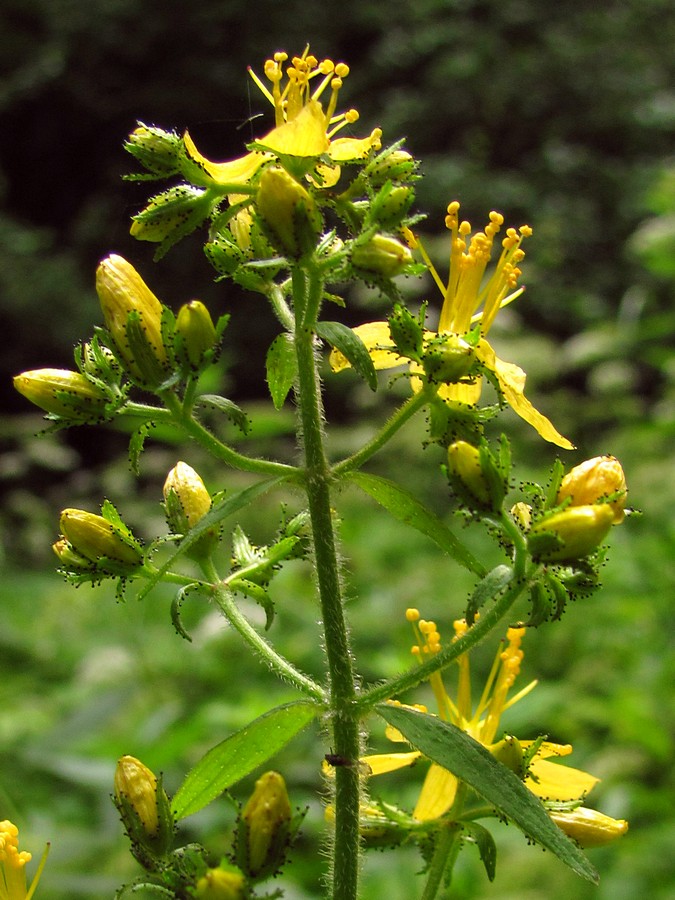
[
  {"x1": 489, "y1": 211, "x2": 504, "y2": 226},
  {"x1": 519, "y1": 225, "x2": 533, "y2": 237},
  {"x1": 335, "y1": 63, "x2": 349, "y2": 77},
  {"x1": 330, "y1": 77, "x2": 343, "y2": 91},
  {"x1": 344, "y1": 108, "x2": 359, "y2": 122},
  {"x1": 319, "y1": 59, "x2": 335, "y2": 74},
  {"x1": 406, "y1": 608, "x2": 420, "y2": 622},
  {"x1": 459, "y1": 220, "x2": 472, "y2": 236},
  {"x1": 273, "y1": 51, "x2": 288, "y2": 63},
  {"x1": 411, "y1": 645, "x2": 421, "y2": 655}
]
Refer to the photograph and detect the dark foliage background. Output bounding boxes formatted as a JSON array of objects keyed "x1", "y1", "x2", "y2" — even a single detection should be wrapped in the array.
[{"x1": 1, "y1": 0, "x2": 674, "y2": 897}]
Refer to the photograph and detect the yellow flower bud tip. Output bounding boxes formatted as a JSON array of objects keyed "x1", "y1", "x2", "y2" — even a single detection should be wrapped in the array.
[
  {"x1": 256, "y1": 166, "x2": 321, "y2": 257},
  {"x1": 447, "y1": 441, "x2": 491, "y2": 506},
  {"x1": 195, "y1": 867, "x2": 246, "y2": 900},
  {"x1": 163, "y1": 461, "x2": 212, "y2": 530},
  {"x1": 59, "y1": 508, "x2": 143, "y2": 568},
  {"x1": 175, "y1": 300, "x2": 217, "y2": 368},
  {"x1": 529, "y1": 504, "x2": 615, "y2": 562},
  {"x1": 114, "y1": 755, "x2": 160, "y2": 836},
  {"x1": 239, "y1": 771, "x2": 292, "y2": 878},
  {"x1": 96, "y1": 254, "x2": 168, "y2": 380},
  {"x1": 351, "y1": 234, "x2": 414, "y2": 279},
  {"x1": 557, "y1": 455, "x2": 627, "y2": 524},
  {"x1": 550, "y1": 807, "x2": 628, "y2": 848},
  {"x1": 13, "y1": 368, "x2": 108, "y2": 420}
]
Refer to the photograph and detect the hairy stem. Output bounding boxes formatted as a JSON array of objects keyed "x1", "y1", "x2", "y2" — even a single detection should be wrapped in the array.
[{"x1": 294, "y1": 262, "x2": 361, "y2": 900}]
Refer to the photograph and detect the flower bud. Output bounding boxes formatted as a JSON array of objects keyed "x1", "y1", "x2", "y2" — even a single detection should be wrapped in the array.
[
  {"x1": 163, "y1": 461, "x2": 212, "y2": 531},
  {"x1": 13, "y1": 369, "x2": 109, "y2": 421},
  {"x1": 130, "y1": 185, "x2": 213, "y2": 252},
  {"x1": 114, "y1": 755, "x2": 173, "y2": 862},
  {"x1": 59, "y1": 508, "x2": 143, "y2": 569},
  {"x1": 256, "y1": 166, "x2": 322, "y2": 258},
  {"x1": 370, "y1": 184, "x2": 415, "y2": 229},
  {"x1": 365, "y1": 148, "x2": 418, "y2": 187},
  {"x1": 204, "y1": 235, "x2": 247, "y2": 276},
  {"x1": 422, "y1": 334, "x2": 475, "y2": 385},
  {"x1": 549, "y1": 807, "x2": 628, "y2": 848},
  {"x1": 174, "y1": 301, "x2": 217, "y2": 370},
  {"x1": 194, "y1": 866, "x2": 246, "y2": 900},
  {"x1": 125, "y1": 123, "x2": 182, "y2": 179},
  {"x1": 52, "y1": 537, "x2": 95, "y2": 571},
  {"x1": 557, "y1": 455, "x2": 627, "y2": 524},
  {"x1": 235, "y1": 771, "x2": 292, "y2": 881},
  {"x1": 528, "y1": 505, "x2": 614, "y2": 563},
  {"x1": 96, "y1": 255, "x2": 170, "y2": 386},
  {"x1": 387, "y1": 304, "x2": 424, "y2": 360},
  {"x1": 351, "y1": 234, "x2": 413, "y2": 279},
  {"x1": 447, "y1": 441, "x2": 492, "y2": 507}
]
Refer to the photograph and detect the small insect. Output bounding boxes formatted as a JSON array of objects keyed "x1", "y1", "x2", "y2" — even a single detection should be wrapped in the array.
[{"x1": 324, "y1": 753, "x2": 372, "y2": 776}]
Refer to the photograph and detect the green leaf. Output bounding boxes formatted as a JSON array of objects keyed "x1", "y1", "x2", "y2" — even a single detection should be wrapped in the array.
[
  {"x1": 348, "y1": 472, "x2": 485, "y2": 576},
  {"x1": 377, "y1": 704, "x2": 598, "y2": 884},
  {"x1": 172, "y1": 701, "x2": 318, "y2": 819},
  {"x1": 315, "y1": 320, "x2": 377, "y2": 391},
  {"x1": 462, "y1": 821, "x2": 497, "y2": 882},
  {"x1": 137, "y1": 477, "x2": 287, "y2": 601},
  {"x1": 266, "y1": 333, "x2": 298, "y2": 409}
]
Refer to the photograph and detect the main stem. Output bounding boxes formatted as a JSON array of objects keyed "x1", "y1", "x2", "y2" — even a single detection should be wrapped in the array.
[{"x1": 294, "y1": 264, "x2": 361, "y2": 900}]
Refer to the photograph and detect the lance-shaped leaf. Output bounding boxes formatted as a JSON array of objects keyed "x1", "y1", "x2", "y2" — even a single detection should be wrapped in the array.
[
  {"x1": 172, "y1": 701, "x2": 319, "y2": 819},
  {"x1": 348, "y1": 471, "x2": 485, "y2": 576},
  {"x1": 377, "y1": 704, "x2": 598, "y2": 884},
  {"x1": 316, "y1": 320, "x2": 377, "y2": 391}
]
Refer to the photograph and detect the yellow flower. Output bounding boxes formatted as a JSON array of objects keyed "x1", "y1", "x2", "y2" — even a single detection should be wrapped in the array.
[
  {"x1": 0, "y1": 820, "x2": 48, "y2": 900},
  {"x1": 330, "y1": 202, "x2": 573, "y2": 449},
  {"x1": 183, "y1": 49, "x2": 382, "y2": 189},
  {"x1": 365, "y1": 610, "x2": 601, "y2": 822}
]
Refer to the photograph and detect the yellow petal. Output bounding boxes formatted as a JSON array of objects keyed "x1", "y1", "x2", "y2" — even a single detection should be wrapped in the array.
[
  {"x1": 437, "y1": 379, "x2": 483, "y2": 405},
  {"x1": 527, "y1": 757, "x2": 600, "y2": 802},
  {"x1": 550, "y1": 807, "x2": 628, "y2": 848},
  {"x1": 328, "y1": 321, "x2": 406, "y2": 372},
  {"x1": 361, "y1": 751, "x2": 422, "y2": 775},
  {"x1": 475, "y1": 339, "x2": 574, "y2": 450},
  {"x1": 328, "y1": 130, "x2": 382, "y2": 161},
  {"x1": 256, "y1": 100, "x2": 330, "y2": 157},
  {"x1": 413, "y1": 764, "x2": 458, "y2": 821},
  {"x1": 182, "y1": 131, "x2": 267, "y2": 186}
]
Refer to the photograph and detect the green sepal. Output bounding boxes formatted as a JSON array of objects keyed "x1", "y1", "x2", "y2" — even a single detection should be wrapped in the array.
[
  {"x1": 465, "y1": 564, "x2": 513, "y2": 625},
  {"x1": 131, "y1": 185, "x2": 214, "y2": 259},
  {"x1": 266, "y1": 333, "x2": 298, "y2": 409},
  {"x1": 462, "y1": 821, "x2": 497, "y2": 882},
  {"x1": 231, "y1": 578, "x2": 275, "y2": 630},
  {"x1": 171, "y1": 701, "x2": 319, "y2": 819},
  {"x1": 194, "y1": 394, "x2": 250, "y2": 434},
  {"x1": 315, "y1": 320, "x2": 377, "y2": 391},
  {"x1": 377, "y1": 704, "x2": 599, "y2": 885}
]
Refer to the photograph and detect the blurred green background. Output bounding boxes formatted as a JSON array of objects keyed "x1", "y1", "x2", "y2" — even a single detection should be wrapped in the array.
[{"x1": 1, "y1": 0, "x2": 673, "y2": 897}]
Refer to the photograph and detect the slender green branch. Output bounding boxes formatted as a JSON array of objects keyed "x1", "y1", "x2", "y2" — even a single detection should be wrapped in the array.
[
  {"x1": 420, "y1": 822, "x2": 463, "y2": 900},
  {"x1": 205, "y1": 563, "x2": 327, "y2": 702},
  {"x1": 356, "y1": 561, "x2": 540, "y2": 711},
  {"x1": 332, "y1": 390, "x2": 428, "y2": 477},
  {"x1": 158, "y1": 389, "x2": 299, "y2": 478},
  {"x1": 293, "y1": 261, "x2": 361, "y2": 900}
]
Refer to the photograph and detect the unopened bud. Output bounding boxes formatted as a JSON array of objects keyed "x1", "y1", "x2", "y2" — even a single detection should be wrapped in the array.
[
  {"x1": 447, "y1": 441, "x2": 492, "y2": 507},
  {"x1": 52, "y1": 537, "x2": 95, "y2": 571},
  {"x1": 422, "y1": 334, "x2": 475, "y2": 385},
  {"x1": 387, "y1": 304, "x2": 424, "y2": 360},
  {"x1": 175, "y1": 300, "x2": 217, "y2": 370},
  {"x1": 529, "y1": 505, "x2": 614, "y2": 562},
  {"x1": 163, "y1": 461, "x2": 212, "y2": 531},
  {"x1": 13, "y1": 369, "x2": 109, "y2": 421},
  {"x1": 236, "y1": 771, "x2": 292, "y2": 881},
  {"x1": 365, "y1": 148, "x2": 418, "y2": 187},
  {"x1": 194, "y1": 866, "x2": 246, "y2": 900},
  {"x1": 125, "y1": 123, "x2": 182, "y2": 179},
  {"x1": 549, "y1": 807, "x2": 628, "y2": 848},
  {"x1": 96, "y1": 255, "x2": 169, "y2": 386},
  {"x1": 130, "y1": 185, "x2": 213, "y2": 251},
  {"x1": 256, "y1": 166, "x2": 322, "y2": 258},
  {"x1": 370, "y1": 184, "x2": 415, "y2": 229},
  {"x1": 114, "y1": 755, "x2": 173, "y2": 862},
  {"x1": 351, "y1": 234, "x2": 413, "y2": 279},
  {"x1": 557, "y1": 455, "x2": 627, "y2": 524},
  {"x1": 59, "y1": 508, "x2": 143, "y2": 570}
]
